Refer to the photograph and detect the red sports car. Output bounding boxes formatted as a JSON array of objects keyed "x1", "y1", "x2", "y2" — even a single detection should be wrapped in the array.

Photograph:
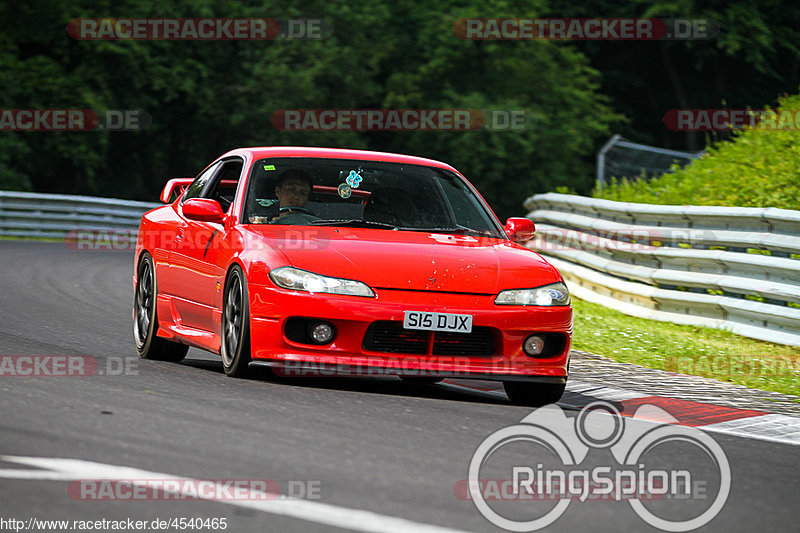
[{"x1": 133, "y1": 147, "x2": 572, "y2": 405}]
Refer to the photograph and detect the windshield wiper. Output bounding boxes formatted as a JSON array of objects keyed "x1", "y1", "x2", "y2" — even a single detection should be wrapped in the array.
[
  {"x1": 406, "y1": 226, "x2": 494, "y2": 237},
  {"x1": 310, "y1": 219, "x2": 399, "y2": 229}
]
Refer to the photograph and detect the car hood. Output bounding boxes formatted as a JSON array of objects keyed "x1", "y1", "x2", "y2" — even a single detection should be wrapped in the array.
[{"x1": 243, "y1": 226, "x2": 561, "y2": 294}]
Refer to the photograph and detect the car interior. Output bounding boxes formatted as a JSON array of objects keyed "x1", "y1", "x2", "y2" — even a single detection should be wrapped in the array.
[{"x1": 206, "y1": 161, "x2": 243, "y2": 213}]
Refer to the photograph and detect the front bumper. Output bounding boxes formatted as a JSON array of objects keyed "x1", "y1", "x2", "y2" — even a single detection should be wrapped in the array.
[{"x1": 247, "y1": 283, "x2": 572, "y2": 381}]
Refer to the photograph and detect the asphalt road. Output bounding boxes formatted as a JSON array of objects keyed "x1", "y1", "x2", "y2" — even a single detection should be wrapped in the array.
[{"x1": 0, "y1": 241, "x2": 797, "y2": 532}]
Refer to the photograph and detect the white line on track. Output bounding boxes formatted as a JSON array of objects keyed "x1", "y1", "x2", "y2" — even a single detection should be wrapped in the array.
[
  {"x1": 441, "y1": 379, "x2": 800, "y2": 446},
  {"x1": 564, "y1": 379, "x2": 651, "y2": 401},
  {"x1": 0, "y1": 456, "x2": 474, "y2": 533},
  {"x1": 441, "y1": 379, "x2": 653, "y2": 402},
  {"x1": 701, "y1": 414, "x2": 800, "y2": 446}
]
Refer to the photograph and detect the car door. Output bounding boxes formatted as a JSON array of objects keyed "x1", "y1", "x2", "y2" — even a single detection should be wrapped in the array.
[
  {"x1": 154, "y1": 162, "x2": 220, "y2": 302},
  {"x1": 171, "y1": 158, "x2": 243, "y2": 331}
]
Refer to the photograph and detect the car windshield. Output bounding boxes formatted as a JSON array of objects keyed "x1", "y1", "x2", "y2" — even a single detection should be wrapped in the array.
[{"x1": 243, "y1": 157, "x2": 505, "y2": 238}]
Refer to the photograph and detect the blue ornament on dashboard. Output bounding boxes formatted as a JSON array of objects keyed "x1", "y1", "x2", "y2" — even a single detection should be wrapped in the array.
[{"x1": 346, "y1": 170, "x2": 363, "y2": 188}]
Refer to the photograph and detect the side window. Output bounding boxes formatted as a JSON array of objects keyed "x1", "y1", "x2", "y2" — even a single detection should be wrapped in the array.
[
  {"x1": 182, "y1": 162, "x2": 221, "y2": 202},
  {"x1": 204, "y1": 159, "x2": 244, "y2": 213},
  {"x1": 244, "y1": 160, "x2": 279, "y2": 222}
]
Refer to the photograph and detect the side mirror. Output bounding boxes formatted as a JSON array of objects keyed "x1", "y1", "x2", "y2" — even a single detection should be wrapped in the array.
[
  {"x1": 505, "y1": 217, "x2": 535, "y2": 242},
  {"x1": 182, "y1": 198, "x2": 225, "y2": 223}
]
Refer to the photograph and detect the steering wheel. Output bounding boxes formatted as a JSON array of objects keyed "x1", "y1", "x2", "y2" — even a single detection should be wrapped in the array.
[{"x1": 279, "y1": 206, "x2": 315, "y2": 216}]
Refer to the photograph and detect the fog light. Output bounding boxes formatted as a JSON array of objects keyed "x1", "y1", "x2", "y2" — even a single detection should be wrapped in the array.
[
  {"x1": 309, "y1": 322, "x2": 334, "y2": 344},
  {"x1": 523, "y1": 335, "x2": 545, "y2": 356}
]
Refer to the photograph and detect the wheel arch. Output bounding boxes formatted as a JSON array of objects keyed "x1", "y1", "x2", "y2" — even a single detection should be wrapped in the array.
[{"x1": 225, "y1": 257, "x2": 247, "y2": 282}]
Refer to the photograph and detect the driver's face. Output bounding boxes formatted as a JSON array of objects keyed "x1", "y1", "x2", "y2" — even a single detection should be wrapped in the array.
[{"x1": 275, "y1": 178, "x2": 310, "y2": 207}]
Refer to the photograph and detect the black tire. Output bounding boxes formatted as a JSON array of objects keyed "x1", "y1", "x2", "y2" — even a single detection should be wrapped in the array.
[
  {"x1": 133, "y1": 252, "x2": 189, "y2": 362},
  {"x1": 503, "y1": 381, "x2": 565, "y2": 407},
  {"x1": 220, "y1": 264, "x2": 252, "y2": 377},
  {"x1": 399, "y1": 376, "x2": 444, "y2": 384}
]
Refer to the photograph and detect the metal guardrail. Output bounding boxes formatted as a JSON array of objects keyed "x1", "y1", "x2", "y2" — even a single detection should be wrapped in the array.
[
  {"x1": 524, "y1": 193, "x2": 800, "y2": 347},
  {"x1": 596, "y1": 134, "x2": 703, "y2": 187},
  {"x1": 0, "y1": 191, "x2": 159, "y2": 239},
  {"x1": 3, "y1": 189, "x2": 799, "y2": 346}
]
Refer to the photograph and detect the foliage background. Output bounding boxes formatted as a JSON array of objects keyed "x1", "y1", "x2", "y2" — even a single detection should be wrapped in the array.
[
  {"x1": 594, "y1": 93, "x2": 800, "y2": 209},
  {"x1": 1, "y1": 0, "x2": 799, "y2": 218}
]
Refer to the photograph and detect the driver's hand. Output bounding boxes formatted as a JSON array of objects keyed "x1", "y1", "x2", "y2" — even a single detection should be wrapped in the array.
[{"x1": 271, "y1": 208, "x2": 291, "y2": 221}]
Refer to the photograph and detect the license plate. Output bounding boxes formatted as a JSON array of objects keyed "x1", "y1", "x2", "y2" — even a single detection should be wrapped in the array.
[{"x1": 403, "y1": 311, "x2": 473, "y2": 333}]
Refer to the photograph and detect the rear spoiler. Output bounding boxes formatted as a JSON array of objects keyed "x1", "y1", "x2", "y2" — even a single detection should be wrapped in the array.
[{"x1": 160, "y1": 178, "x2": 194, "y2": 203}]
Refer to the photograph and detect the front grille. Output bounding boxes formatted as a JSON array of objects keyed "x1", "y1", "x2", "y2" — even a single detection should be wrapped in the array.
[
  {"x1": 363, "y1": 321, "x2": 428, "y2": 354},
  {"x1": 363, "y1": 321, "x2": 495, "y2": 356},
  {"x1": 433, "y1": 328, "x2": 494, "y2": 355}
]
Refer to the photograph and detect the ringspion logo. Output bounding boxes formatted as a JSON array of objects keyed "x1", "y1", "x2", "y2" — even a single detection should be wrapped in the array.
[{"x1": 465, "y1": 401, "x2": 730, "y2": 531}]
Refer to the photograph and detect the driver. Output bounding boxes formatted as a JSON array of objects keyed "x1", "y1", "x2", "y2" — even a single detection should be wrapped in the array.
[
  {"x1": 275, "y1": 169, "x2": 311, "y2": 211},
  {"x1": 270, "y1": 169, "x2": 317, "y2": 224}
]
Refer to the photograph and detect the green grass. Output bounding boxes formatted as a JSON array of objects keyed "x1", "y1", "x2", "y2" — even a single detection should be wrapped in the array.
[
  {"x1": 593, "y1": 92, "x2": 800, "y2": 210},
  {"x1": 570, "y1": 297, "x2": 800, "y2": 397}
]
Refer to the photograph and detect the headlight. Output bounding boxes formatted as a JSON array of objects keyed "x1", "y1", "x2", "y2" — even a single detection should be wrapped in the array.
[
  {"x1": 495, "y1": 282, "x2": 570, "y2": 306},
  {"x1": 269, "y1": 267, "x2": 375, "y2": 297}
]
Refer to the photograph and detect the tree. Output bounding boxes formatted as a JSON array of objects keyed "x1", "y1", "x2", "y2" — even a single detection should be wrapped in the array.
[
  {"x1": 1, "y1": 0, "x2": 622, "y2": 219},
  {"x1": 548, "y1": 0, "x2": 800, "y2": 151}
]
